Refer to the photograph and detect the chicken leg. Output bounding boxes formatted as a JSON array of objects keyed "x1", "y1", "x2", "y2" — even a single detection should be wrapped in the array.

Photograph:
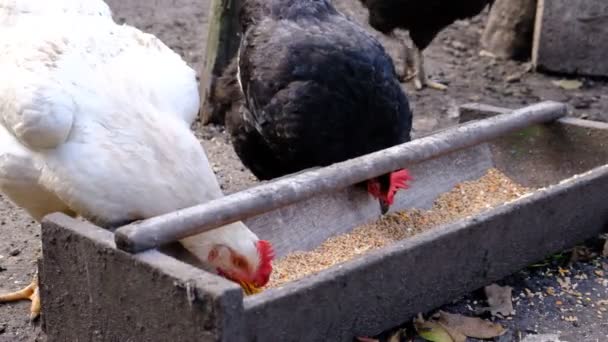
[
  {"x1": 401, "y1": 42, "x2": 447, "y2": 91},
  {"x1": 0, "y1": 273, "x2": 40, "y2": 321}
]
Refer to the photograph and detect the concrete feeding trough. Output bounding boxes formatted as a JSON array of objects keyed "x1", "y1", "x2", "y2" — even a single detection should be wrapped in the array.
[{"x1": 39, "y1": 102, "x2": 608, "y2": 341}]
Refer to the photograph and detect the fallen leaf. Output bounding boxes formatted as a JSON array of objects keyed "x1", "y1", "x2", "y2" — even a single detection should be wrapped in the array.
[
  {"x1": 570, "y1": 246, "x2": 595, "y2": 263},
  {"x1": 546, "y1": 287, "x2": 556, "y2": 296},
  {"x1": 414, "y1": 315, "x2": 453, "y2": 342},
  {"x1": 484, "y1": 283, "x2": 515, "y2": 316},
  {"x1": 552, "y1": 79, "x2": 583, "y2": 90},
  {"x1": 479, "y1": 49, "x2": 497, "y2": 58},
  {"x1": 505, "y1": 73, "x2": 521, "y2": 83},
  {"x1": 557, "y1": 277, "x2": 571, "y2": 290},
  {"x1": 437, "y1": 311, "x2": 506, "y2": 339},
  {"x1": 436, "y1": 321, "x2": 466, "y2": 342}
]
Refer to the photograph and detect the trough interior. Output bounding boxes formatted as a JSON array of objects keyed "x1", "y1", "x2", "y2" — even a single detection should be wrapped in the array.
[{"x1": 489, "y1": 118, "x2": 608, "y2": 188}]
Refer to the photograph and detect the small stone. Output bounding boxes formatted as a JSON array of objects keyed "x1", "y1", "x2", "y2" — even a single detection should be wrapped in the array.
[
  {"x1": 571, "y1": 96, "x2": 593, "y2": 109},
  {"x1": 505, "y1": 74, "x2": 521, "y2": 83},
  {"x1": 450, "y1": 40, "x2": 466, "y2": 51}
]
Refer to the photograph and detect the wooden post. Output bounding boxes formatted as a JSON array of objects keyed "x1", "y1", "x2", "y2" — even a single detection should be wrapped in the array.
[
  {"x1": 531, "y1": 0, "x2": 545, "y2": 70},
  {"x1": 199, "y1": 0, "x2": 242, "y2": 125},
  {"x1": 481, "y1": 0, "x2": 538, "y2": 60}
]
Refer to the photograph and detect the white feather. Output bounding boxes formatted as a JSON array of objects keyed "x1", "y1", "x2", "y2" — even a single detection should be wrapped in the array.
[{"x1": 0, "y1": 0, "x2": 260, "y2": 271}]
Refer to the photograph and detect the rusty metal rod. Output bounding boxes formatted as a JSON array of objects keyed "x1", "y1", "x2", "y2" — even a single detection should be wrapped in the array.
[{"x1": 115, "y1": 101, "x2": 567, "y2": 253}]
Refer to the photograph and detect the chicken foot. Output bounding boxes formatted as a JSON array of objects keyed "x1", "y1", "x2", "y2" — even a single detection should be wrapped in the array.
[
  {"x1": 0, "y1": 273, "x2": 40, "y2": 321},
  {"x1": 401, "y1": 42, "x2": 447, "y2": 91}
]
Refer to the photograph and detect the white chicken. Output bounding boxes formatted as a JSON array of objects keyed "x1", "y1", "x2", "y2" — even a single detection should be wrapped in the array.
[{"x1": 0, "y1": 0, "x2": 273, "y2": 320}]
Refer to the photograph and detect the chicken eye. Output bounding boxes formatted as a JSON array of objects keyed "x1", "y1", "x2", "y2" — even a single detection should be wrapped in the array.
[{"x1": 232, "y1": 256, "x2": 247, "y2": 269}]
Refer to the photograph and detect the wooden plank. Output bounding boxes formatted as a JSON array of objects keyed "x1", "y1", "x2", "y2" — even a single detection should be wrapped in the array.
[
  {"x1": 532, "y1": 0, "x2": 608, "y2": 77},
  {"x1": 114, "y1": 102, "x2": 567, "y2": 254},
  {"x1": 199, "y1": 0, "x2": 242, "y2": 124},
  {"x1": 531, "y1": 0, "x2": 545, "y2": 71}
]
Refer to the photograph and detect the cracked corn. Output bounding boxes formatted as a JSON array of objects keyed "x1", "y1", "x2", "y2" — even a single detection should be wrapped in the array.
[{"x1": 267, "y1": 168, "x2": 530, "y2": 288}]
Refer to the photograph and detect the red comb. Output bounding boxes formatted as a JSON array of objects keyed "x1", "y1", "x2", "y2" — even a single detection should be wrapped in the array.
[
  {"x1": 254, "y1": 240, "x2": 274, "y2": 286},
  {"x1": 387, "y1": 169, "x2": 412, "y2": 204}
]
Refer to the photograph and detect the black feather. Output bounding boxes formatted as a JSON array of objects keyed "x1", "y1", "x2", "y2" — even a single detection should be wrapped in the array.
[
  {"x1": 224, "y1": 0, "x2": 412, "y2": 181},
  {"x1": 359, "y1": 0, "x2": 494, "y2": 50}
]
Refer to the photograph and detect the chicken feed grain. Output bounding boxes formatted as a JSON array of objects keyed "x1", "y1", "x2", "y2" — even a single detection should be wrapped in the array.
[{"x1": 267, "y1": 168, "x2": 530, "y2": 288}]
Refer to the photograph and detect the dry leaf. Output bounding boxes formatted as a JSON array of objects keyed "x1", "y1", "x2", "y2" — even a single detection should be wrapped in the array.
[
  {"x1": 436, "y1": 321, "x2": 466, "y2": 342},
  {"x1": 557, "y1": 277, "x2": 571, "y2": 290},
  {"x1": 437, "y1": 311, "x2": 506, "y2": 339},
  {"x1": 552, "y1": 79, "x2": 583, "y2": 90},
  {"x1": 570, "y1": 245, "x2": 595, "y2": 263},
  {"x1": 479, "y1": 49, "x2": 497, "y2": 58},
  {"x1": 484, "y1": 283, "x2": 515, "y2": 316},
  {"x1": 414, "y1": 315, "x2": 454, "y2": 342}
]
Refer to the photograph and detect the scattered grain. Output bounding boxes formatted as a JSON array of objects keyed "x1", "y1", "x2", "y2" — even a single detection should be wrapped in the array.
[{"x1": 267, "y1": 168, "x2": 531, "y2": 288}]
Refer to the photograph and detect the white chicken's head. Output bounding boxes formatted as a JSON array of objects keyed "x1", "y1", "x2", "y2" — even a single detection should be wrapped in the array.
[{"x1": 182, "y1": 222, "x2": 274, "y2": 295}]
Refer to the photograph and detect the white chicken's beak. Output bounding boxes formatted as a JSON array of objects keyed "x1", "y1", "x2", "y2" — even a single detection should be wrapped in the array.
[{"x1": 239, "y1": 280, "x2": 262, "y2": 296}]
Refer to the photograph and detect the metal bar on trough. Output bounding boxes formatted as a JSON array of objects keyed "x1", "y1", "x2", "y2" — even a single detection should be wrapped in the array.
[{"x1": 115, "y1": 101, "x2": 567, "y2": 253}]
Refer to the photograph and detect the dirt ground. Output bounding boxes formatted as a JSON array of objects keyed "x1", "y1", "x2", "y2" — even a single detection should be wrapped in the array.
[{"x1": 1, "y1": 0, "x2": 608, "y2": 341}]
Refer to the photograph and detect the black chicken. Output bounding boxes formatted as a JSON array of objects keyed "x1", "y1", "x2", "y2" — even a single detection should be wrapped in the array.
[
  {"x1": 358, "y1": 0, "x2": 494, "y2": 90},
  {"x1": 218, "y1": 0, "x2": 413, "y2": 214}
]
